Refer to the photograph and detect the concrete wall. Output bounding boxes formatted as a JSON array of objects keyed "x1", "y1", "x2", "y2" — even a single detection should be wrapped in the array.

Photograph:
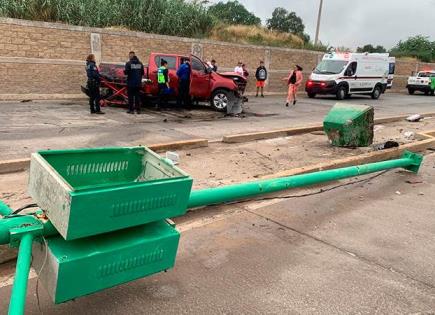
[{"x1": 0, "y1": 18, "x2": 434, "y2": 100}]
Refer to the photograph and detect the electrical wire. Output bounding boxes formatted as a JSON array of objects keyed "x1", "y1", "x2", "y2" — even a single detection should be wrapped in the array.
[
  {"x1": 219, "y1": 170, "x2": 390, "y2": 207},
  {"x1": 12, "y1": 203, "x2": 38, "y2": 215},
  {"x1": 35, "y1": 236, "x2": 48, "y2": 315}
]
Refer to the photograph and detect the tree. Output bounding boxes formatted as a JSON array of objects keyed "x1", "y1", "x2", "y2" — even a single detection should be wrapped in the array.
[
  {"x1": 356, "y1": 44, "x2": 387, "y2": 53},
  {"x1": 208, "y1": 1, "x2": 261, "y2": 26},
  {"x1": 267, "y1": 8, "x2": 304, "y2": 34},
  {"x1": 390, "y1": 35, "x2": 435, "y2": 62},
  {"x1": 266, "y1": 7, "x2": 309, "y2": 43}
]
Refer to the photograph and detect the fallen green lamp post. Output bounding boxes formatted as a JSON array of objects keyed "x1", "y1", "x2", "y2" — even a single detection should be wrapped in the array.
[{"x1": 0, "y1": 148, "x2": 423, "y2": 315}]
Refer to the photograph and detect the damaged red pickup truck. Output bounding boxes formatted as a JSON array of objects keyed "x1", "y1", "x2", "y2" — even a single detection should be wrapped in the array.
[{"x1": 94, "y1": 53, "x2": 247, "y2": 112}]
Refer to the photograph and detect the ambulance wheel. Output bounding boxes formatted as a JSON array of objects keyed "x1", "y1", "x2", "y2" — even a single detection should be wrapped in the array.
[
  {"x1": 336, "y1": 86, "x2": 347, "y2": 100},
  {"x1": 371, "y1": 86, "x2": 382, "y2": 99},
  {"x1": 307, "y1": 93, "x2": 316, "y2": 98},
  {"x1": 211, "y1": 89, "x2": 230, "y2": 112},
  {"x1": 408, "y1": 88, "x2": 415, "y2": 95},
  {"x1": 424, "y1": 91, "x2": 430, "y2": 96},
  {"x1": 430, "y1": 90, "x2": 435, "y2": 96}
]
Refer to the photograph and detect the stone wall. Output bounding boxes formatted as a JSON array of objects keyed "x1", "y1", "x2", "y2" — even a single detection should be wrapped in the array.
[{"x1": 0, "y1": 17, "x2": 433, "y2": 100}]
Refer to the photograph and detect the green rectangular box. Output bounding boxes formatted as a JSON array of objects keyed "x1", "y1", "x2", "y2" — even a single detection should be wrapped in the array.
[
  {"x1": 32, "y1": 220, "x2": 180, "y2": 304},
  {"x1": 28, "y1": 147, "x2": 192, "y2": 240},
  {"x1": 323, "y1": 103, "x2": 374, "y2": 147}
]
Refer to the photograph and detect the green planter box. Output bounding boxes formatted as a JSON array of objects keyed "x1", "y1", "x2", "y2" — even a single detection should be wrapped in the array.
[
  {"x1": 32, "y1": 220, "x2": 180, "y2": 304},
  {"x1": 323, "y1": 103, "x2": 374, "y2": 147},
  {"x1": 28, "y1": 147, "x2": 192, "y2": 240}
]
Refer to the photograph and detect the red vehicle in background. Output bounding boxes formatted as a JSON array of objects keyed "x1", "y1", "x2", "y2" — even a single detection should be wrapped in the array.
[{"x1": 94, "y1": 53, "x2": 247, "y2": 112}]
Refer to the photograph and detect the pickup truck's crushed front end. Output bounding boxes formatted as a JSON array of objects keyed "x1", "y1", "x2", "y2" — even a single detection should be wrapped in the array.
[{"x1": 219, "y1": 72, "x2": 248, "y2": 96}]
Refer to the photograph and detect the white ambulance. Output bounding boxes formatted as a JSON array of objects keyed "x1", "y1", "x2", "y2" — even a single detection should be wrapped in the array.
[{"x1": 306, "y1": 52, "x2": 390, "y2": 100}]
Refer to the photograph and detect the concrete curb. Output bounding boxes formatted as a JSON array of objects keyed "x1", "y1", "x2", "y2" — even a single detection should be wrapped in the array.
[
  {"x1": 222, "y1": 125, "x2": 323, "y2": 143},
  {"x1": 0, "y1": 159, "x2": 30, "y2": 175},
  {"x1": 222, "y1": 112, "x2": 435, "y2": 144},
  {"x1": 0, "y1": 139, "x2": 208, "y2": 175},
  {"x1": 261, "y1": 137, "x2": 435, "y2": 179},
  {"x1": 148, "y1": 139, "x2": 208, "y2": 152}
]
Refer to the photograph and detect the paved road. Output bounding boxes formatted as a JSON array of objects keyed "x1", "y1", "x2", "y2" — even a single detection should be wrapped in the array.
[
  {"x1": 1, "y1": 154, "x2": 434, "y2": 314},
  {"x1": 0, "y1": 92, "x2": 434, "y2": 160}
]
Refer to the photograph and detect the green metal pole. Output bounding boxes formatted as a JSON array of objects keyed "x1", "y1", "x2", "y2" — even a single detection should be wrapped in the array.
[
  {"x1": 0, "y1": 200, "x2": 13, "y2": 216},
  {"x1": 8, "y1": 233, "x2": 33, "y2": 315},
  {"x1": 0, "y1": 152, "x2": 423, "y2": 244},
  {"x1": 188, "y1": 152, "x2": 422, "y2": 208}
]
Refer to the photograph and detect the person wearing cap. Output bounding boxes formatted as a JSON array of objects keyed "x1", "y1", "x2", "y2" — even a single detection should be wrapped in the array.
[
  {"x1": 157, "y1": 59, "x2": 170, "y2": 109},
  {"x1": 283, "y1": 64, "x2": 303, "y2": 107}
]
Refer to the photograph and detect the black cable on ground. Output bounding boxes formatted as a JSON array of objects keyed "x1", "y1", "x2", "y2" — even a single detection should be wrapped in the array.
[
  {"x1": 221, "y1": 170, "x2": 390, "y2": 207},
  {"x1": 12, "y1": 203, "x2": 38, "y2": 215}
]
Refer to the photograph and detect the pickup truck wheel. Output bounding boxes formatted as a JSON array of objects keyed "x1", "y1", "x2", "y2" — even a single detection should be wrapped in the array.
[
  {"x1": 408, "y1": 88, "x2": 415, "y2": 95},
  {"x1": 336, "y1": 86, "x2": 347, "y2": 100},
  {"x1": 307, "y1": 92, "x2": 316, "y2": 98},
  {"x1": 371, "y1": 86, "x2": 382, "y2": 99},
  {"x1": 211, "y1": 89, "x2": 230, "y2": 112}
]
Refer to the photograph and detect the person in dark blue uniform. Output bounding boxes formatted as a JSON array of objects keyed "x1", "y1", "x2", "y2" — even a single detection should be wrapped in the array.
[
  {"x1": 86, "y1": 54, "x2": 104, "y2": 114},
  {"x1": 176, "y1": 59, "x2": 191, "y2": 108},
  {"x1": 124, "y1": 51, "x2": 145, "y2": 114}
]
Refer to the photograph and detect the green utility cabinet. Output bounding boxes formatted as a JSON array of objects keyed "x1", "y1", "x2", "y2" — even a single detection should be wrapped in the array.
[
  {"x1": 323, "y1": 103, "x2": 374, "y2": 147},
  {"x1": 32, "y1": 220, "x2": 180, "y2": 304},
  {"x1": 28, "y1": 147, "x2": 192, "y2": 240}
]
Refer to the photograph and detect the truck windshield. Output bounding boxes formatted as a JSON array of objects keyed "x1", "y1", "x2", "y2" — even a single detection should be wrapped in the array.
[
  {"x1": 314, "y1": 60, "x2": 348, "y2": 74},
  {"x1": 418, "y1": 72, "x2": 435, "y2": 77}
]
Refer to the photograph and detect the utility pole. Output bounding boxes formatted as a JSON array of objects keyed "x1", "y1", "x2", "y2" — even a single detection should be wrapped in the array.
[{"x1": 314, "y1": 0, "x2": 323, "y2": 46}]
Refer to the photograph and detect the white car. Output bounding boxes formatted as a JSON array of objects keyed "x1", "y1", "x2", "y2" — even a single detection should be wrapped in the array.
[
  {"x1": 406, "y1": 71, "x2": 435, "y2": 95},
  {"x1": 306, "y1": 52, "x2": 390, "y2": 100}
]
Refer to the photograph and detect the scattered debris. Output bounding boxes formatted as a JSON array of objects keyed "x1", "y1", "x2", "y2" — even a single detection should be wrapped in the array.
[
  {"x1": 373, "y1": 140, "x2": 399, "y2": 150},
  {"x1": 418, "y1": 192, "x2": 425, "y2": 196},
  {"x1": 406, "y1": 114, "x2": 422, "y2": 122},
  {"x1": 186, "y1": 153, "x2": 192, "y2": 157},
  {"x1": 395, "y1": 191, "x2": 401, "y2": 195},
  {"x1": 405, "y1": 179, "x2": 423, "y2": 184},
  {"x1": 20, "y1": 99, "x2": 32, "y2": 103},
  {"x1": 403, "y1": 131, "x2": 415, "y2": 140},
  {"x1": 163, "y1": 119, "x2": 168, "y2": 123},
  {"x1": 165, "y1": 151, "x2": 179, "y2": 165},
  {"x1": 373, "y1": 125, "x2": 385, "y2": 132}
]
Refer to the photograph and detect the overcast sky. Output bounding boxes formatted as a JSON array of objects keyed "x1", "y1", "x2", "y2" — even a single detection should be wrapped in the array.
[{"x1": 208, "y1": 0, "x2": 435, "y2": 49}]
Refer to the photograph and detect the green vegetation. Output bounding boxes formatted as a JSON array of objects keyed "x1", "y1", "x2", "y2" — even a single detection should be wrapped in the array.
[
  {"x1": 209, "y1": 24, "x2": 304, "y2": 48},
  {"x1": 266, "y1": 7, "x2": 309, "y2": 43},
  {"x1": 0, "y1": 0, "x2": 213, "y2": 37},
  {"x1": 390, "y1": 35, "x2": 435, "y2": 62},
  {"x1": 356, "y1": 44, "x2": 387, "y2": 53},
  {"x1": 0, "y1": 0, "x2": 324, "y2": 52},
  {"x1": 208, "y1": 1, "x2": 261, "y2": 26}
]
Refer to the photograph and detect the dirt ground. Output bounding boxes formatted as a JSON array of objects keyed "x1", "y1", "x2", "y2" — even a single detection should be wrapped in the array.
[
  {"x1": 1, "y1": 117, "x2": 434, "y2": 209},
  {"x1": 177, "y1": 117, "x2": 435, "y2": 189}
]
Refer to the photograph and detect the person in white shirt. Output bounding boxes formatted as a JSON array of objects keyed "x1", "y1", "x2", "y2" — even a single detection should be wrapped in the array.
[{"x1": 234, "y1": 61, "x2": 244, "y2": 76}]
